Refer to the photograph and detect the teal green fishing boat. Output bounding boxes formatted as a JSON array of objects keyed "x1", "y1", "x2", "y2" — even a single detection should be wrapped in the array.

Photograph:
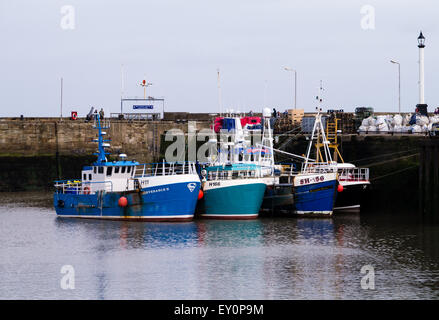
[{"x1": 198, "y1": 163, "x2": 266, "y2": 219}]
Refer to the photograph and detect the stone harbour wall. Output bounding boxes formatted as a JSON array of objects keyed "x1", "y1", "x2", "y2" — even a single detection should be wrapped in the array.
[{"x1": 0, "y1": 118, "x2": 210, "y2": 162}]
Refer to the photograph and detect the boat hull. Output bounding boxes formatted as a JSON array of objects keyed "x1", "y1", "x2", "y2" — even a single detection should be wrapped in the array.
[
  {"x1": 293, "y1": 172, "x2": 338, "y2": 216},
  {"x1": 198, "y1": 179, "x2": 266, "y2": 219},
  {"x1": 260, "y1": 183, "x2": 294, "y2": 214},
  {"x1": 334, "y1": 181, "x2": 370, "y2": 212},
  {"x1": 54, "y1": 180, "x2": 201, "y2": 222}
]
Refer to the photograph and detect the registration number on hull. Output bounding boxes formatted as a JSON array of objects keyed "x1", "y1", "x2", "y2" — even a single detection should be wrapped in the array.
[{"x1": 299, "y1": 175, "x2": 325, "y2": 185}]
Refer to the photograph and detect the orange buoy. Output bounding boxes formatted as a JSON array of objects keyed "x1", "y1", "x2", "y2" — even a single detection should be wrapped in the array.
[
  {"x1": 118, "y1": 196, "x2": 128, "y2": 207},
  {"x1": 337, "y1": 184, "x2": 344, "y2": 192},
  {"x1": 198, "y1": 189, "x2": 204, "y2": 200}
]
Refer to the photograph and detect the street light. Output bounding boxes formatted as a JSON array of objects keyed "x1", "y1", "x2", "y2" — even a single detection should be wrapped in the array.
[
  {"x1": 283, "y1": 67, "x2": 297, "y2": 109},
  {"x1": 390, "y1": 60, "x2": 401, "y2": 114}
]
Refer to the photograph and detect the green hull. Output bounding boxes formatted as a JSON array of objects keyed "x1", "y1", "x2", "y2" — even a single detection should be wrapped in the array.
[{"x1": 200, "y1": 182, "x2": 266, "y2": 219}]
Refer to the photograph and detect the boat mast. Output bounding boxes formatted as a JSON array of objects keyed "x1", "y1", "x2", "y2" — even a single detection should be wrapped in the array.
[
  {"x1": 303, "y1": 81, "x2": 333, "y2": 172},
  {"x1": 94, "y1": 114, "x2": 110, "y2": 164},
  {"x1": 217, "y1": 69, "x2": 223, "y2": 117},
  {"x1": 259, "y1": 108, "x2": 275, "y2": 174}
]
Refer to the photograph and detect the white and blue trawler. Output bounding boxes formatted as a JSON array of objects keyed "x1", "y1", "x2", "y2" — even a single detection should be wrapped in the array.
[
  {"x1": 53, "y1": 114, "x2": 201, "y2": 221},
  {"x1": 293, "y1": 109, "x2": 338, "y2": 216}
]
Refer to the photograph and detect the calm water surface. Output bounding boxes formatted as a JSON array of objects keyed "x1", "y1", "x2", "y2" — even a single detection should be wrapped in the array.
[{"x1": 0, "y1": 192, "x2": 438, "y2": 299}]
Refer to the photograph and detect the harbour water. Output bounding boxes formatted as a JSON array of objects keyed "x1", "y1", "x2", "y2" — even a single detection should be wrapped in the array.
[{"x1": 0, "y1": 192, "x2": 438, "y2": 300}]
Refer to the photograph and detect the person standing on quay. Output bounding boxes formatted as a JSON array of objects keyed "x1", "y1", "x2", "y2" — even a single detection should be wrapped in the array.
[{"x1": 99, "y1": 108, "x2": 105, "y2": 120}]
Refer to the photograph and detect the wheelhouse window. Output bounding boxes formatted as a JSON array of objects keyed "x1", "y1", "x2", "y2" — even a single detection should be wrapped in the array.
[
  {"x1": 98, "y1": 166, "x2": 104, "y2": 174},
  {"x1": 115, "y1": 166, "x2": 120, "y2": 174},
  {"x1": 121, "y1": 166, "x2": 126, "y2": 174},
  {"x1": 127, "y1": 166, "x2": 131, "y2": 173},
  {"x1": 94, "y1": 167, "x2": 97, "y2": 174},
  {"x1": 107, "y1": 167, "x2": 113, "y2": 176},
  {"x1": 83, "y1": 174, "x2": 87, "y2": 180},
  {"x1": 89, "y1": 174, "x2": 92, "y2": 180}
]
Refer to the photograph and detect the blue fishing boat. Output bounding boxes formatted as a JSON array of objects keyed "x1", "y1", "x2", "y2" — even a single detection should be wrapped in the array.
[
  {"x1": 293, "y1": 171, "x2": 338, "y2": 215},
  {"x1": 292, "y1": 108, "x2": 339, "y2": 216},
  {"x1": 198, "y1": 163, "x2": 266, "y2": 219},
  {"x1": 53, "y1": 114, "x2": 201, "y2": 221}
]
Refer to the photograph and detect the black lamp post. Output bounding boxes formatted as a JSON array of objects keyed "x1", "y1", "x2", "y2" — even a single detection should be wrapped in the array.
[
  {"x1": 418, "y1": 31, "x2": 425, "y2": 48},
  {"x1": 417, "y1": 31, "x2": 427, "y2": 115}
]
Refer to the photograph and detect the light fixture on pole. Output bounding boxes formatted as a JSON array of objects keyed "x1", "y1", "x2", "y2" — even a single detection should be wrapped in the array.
[
  {"x1": 140, "y1": 79, "x2": 152, "y2": 99},
  {"x1": 283, "y1": 67, "x2": 297, "y2": 109},
  {"x1": 390, "y1": 60, "x2": 401, "y2": 114}
]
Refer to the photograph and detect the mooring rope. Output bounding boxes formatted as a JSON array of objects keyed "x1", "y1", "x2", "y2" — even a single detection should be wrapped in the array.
[
  {"x1": 365, "y1": 153, "x2": 419, "y2": 168},
  {"x1": 370, "y1": 165, "x2": 419, "y2": 182},
  {"x1": 351, "y1": 149, "x2": 419, "y2": 165}
]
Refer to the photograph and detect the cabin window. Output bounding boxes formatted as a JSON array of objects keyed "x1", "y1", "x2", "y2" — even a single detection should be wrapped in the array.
[
  {"x1": 121, "y1": 166, "x2": 126, "y2": 173},
  {"x1": 89, "y1": 174, "x2": 92, "y2": 180},
  {"x1": 94, "y1": 167, "x2": 97, "y2": 174},
  {"x1": 98, "y1": 166, "x2": 104, "y2": 174},
  {"x1": 115, "y1": 166, "x2": 119, "y2": 174},
  {"x1": 83, "y1": 174, "x2": 87, "y2": 180},
  {"x1": 107, "y1": 167, "x2": 113, "y2": 176},
  {"x1": 127, "y1": 166, "x2": 131, "y2": 173}
]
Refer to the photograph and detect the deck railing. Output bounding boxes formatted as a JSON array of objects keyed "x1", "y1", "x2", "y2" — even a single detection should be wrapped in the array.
[
  {"x1": 134, "y1": 161, "x2": 197, "y2": 178},
  {"x1": 338, "y1": 167, "x2": 370, "y2": 182},
  {"x1": 206, "y1": 168, "x2": 262, "y2": 181},
  {"x1": 54, "y1": 180, "x2": 113, "y2": 195},
  {"x1": 301, "y1": 162, "x2": 339, "y2": 174}
]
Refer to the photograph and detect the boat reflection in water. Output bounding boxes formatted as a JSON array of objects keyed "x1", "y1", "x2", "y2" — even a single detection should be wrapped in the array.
[
  {"x1": 194, "y1": 219, "x2": 266, "y2": 299},
  {"x1": 54, "y1": 218, "x2": 200, "y2": 249},
  {"x1": 54, "y1": 218, "x2": 201, "y2": 299},
  {"x1": 52, "y1": 216, "x2": 358, "y2": 299},
  {"x1": 11, "y1": 201, "x2": 438, "y2": 299}
]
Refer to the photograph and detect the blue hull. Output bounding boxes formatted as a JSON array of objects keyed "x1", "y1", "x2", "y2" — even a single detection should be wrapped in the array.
[
  {"x1": 54, "y1": 181, "x2": 201, "y2": 221},
  {"x1": 293, "y1": 179, "x2": 337, "y2": 216}
]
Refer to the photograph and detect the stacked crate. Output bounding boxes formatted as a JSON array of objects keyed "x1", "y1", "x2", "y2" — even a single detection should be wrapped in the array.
[
  {"x1": 327, "y1": 110, "x2": 356, "y2": 134},
  {"x1": 288, "y1": 109, "x2": 304, "y2": 125},
  {"x1": 339, "y1": 113, "x2": 355, "y2": 134},
  {"x1": 274, "y1": 116, "x2": 293, "y2": 133},
  {"x1": 273, "y1": 109, "x2": 304, "y2": 133}
]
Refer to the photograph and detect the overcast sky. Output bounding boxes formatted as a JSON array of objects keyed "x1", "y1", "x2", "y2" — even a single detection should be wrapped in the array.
[{"x1": 1, "y1": 0, "x2": 438, "y2": 117}]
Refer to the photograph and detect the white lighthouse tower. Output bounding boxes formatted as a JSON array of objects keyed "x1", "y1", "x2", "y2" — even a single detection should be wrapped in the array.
[{"x1": 417, "y1": 31, "x2": 428, "y2": 115}]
